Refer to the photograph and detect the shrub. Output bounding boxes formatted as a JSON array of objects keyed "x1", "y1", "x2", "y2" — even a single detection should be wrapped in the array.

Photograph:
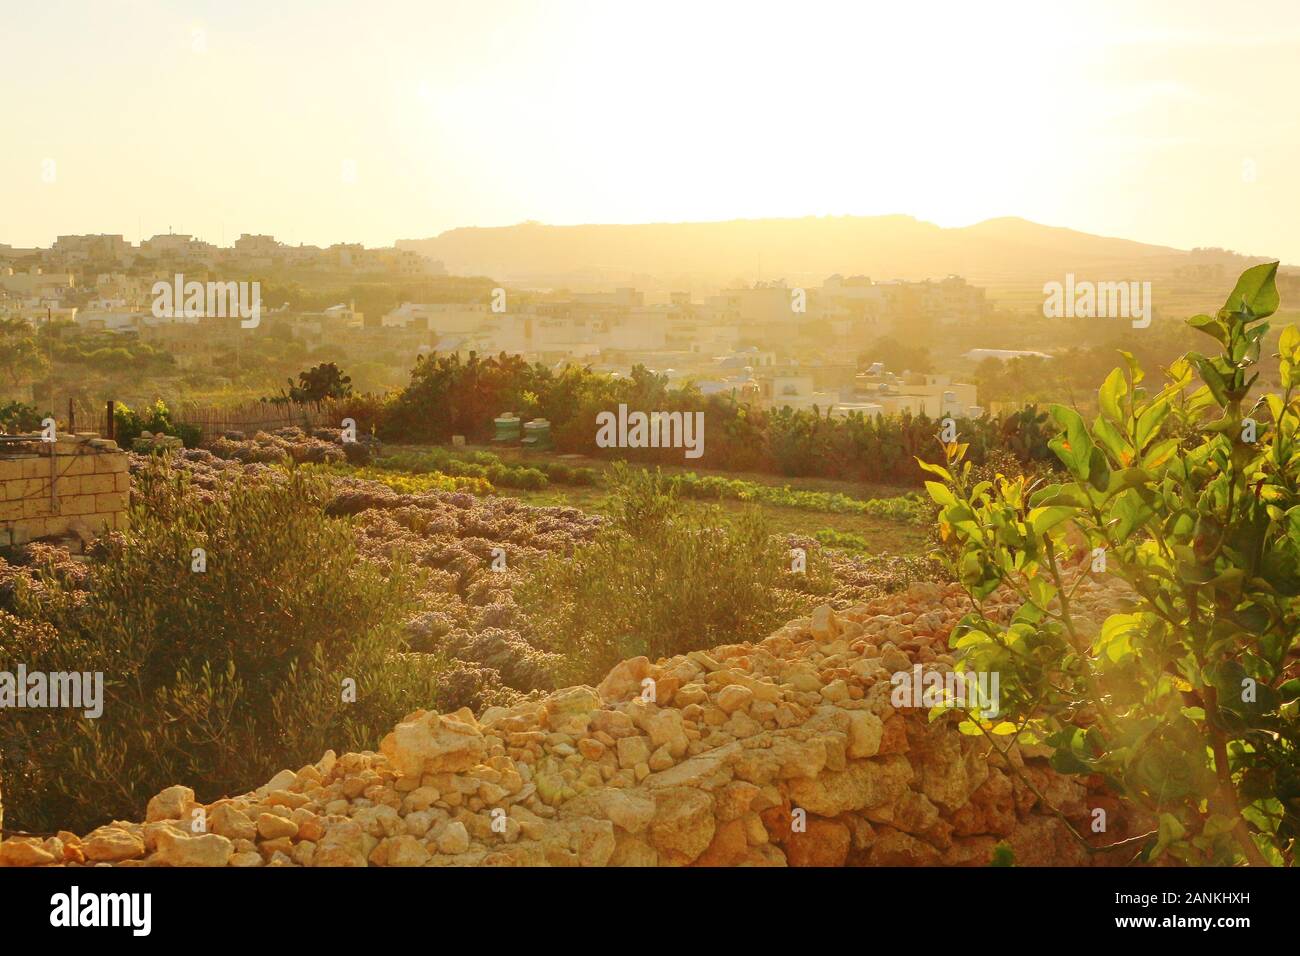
[
  {"x1": 670, "y1": 471, "x2": 928, "y2": 523},
  {"x1": 302, "y1": 462, "x2": 492, "y2": 496},
  {"x1": 0, "y1": 462, "x2": 443, "y2": 833},
  {"x1": 518, "y1": 463, "x2": 832, "y2": 685},
  {"x1": 379, "y1": 351, "x2": 1061, "y2": 485},
  {"x1": 0, "y1": 400, "x2": 46, "y2": 434},
  {"x1": 113, "y1": 399, "x2": 201, "y2": 449},
  {"x1": 928, "y1": 262, "x2": 1299, "y2": 866},
  {"x1": 374, "y1": 448, "x2": 551, "y2": 491},
  {"x1": 813, "y1": 528, "x2": 873, "y2": 552}
]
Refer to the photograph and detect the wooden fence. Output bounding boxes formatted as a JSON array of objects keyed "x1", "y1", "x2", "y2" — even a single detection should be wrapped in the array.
[{"x1": 168, "y1": 400, "x2": 338, "y2": 439}]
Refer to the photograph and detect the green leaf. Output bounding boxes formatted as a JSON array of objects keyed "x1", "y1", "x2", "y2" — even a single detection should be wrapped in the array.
[
  {"x1": 1030, "y1": 483, "x2": 1090, "y2": 508},
  {"x1": 1221, "y1": 261, "x2": 1280, "y2": 320},
  {"x1": 1095, "y1": 612, "x2": 1143, "y2": 663},
  {"x1": 1151, "y1": 813, "x2": 1187, "y2": 860},
  {"x1": 1103, "y1": 467, "x2": 1152, "y2": 497},
  {"x1": 1280, "y1": 324, "x2": 1300, "y2": 358},
  {"x1": 924, "y1": 480, "x2": 957, "y2": 507},
  {"x1": 1119, "y1": 350, "x2": 1145, "y2": 387},
  {"x1": 1087, "y1": 446, "x2": 1111, "y2": 491},
  {"x1": 1134, "y1": 399, "x2": 1170, "y2": 452},
  {"x1": 1187, "y1": 313, "x2": 1228, "y2": 346},
  {"x1": 1048, "y1": 404, "x2": 1094, "y2": 478},
  {"x1": 1189, "y1": 354, "x2": 1229, "y2": 407},
  {"x1": 1027, "y1": 505, "x2": 1075, "y2": 537},
  {"x1": 915, "y1": 458, "x2": 952, "y2": 482},
  {"x1": 1092, "y1": 414, "x2": 1128, "y2": 462},
  {"x1": 1099, "y1": 368, "x2": 1127, "y2": 424},
  {"x1": 1201, "y1": 814, "x2": 1237, "y2": 840}
]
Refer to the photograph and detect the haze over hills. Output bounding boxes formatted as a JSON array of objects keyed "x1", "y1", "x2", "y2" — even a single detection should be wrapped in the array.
[{"x1": 398, "y1": 215, "x2": 1281, "y2": 292}]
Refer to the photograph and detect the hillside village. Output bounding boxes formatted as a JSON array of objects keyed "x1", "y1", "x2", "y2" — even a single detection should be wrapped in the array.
[{"x1": 1, "y1": 233, "x2": 987, "y2": 418}]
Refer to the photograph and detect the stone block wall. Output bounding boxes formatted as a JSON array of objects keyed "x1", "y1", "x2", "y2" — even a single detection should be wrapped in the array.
[{"x1": 0, "y1": 434, "x2": 129, "y2": 550}]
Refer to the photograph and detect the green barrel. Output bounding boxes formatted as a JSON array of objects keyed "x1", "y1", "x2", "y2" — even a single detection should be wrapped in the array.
[
  {"x1": 522, "y1": 418, "x2": 552, "y2": 451},
  {"x1": 493, "y1": 413, "x2": 521, "y2": 443}
]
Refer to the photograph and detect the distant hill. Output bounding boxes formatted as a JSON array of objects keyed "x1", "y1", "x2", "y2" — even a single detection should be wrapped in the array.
[{"x1": 397, "y1": 215, "x2": 1280, "y2": 291}]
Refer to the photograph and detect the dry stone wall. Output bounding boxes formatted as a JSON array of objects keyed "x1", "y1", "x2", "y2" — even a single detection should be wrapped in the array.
[
  {"x1": 0, "y1": 434, "x2": 129, "y2": 550},
  {"x1": 0, "y1": 577, "x2": 1144, "y2": 868}
]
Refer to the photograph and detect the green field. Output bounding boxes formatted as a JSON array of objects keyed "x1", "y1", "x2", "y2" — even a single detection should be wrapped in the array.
[{"x1": 380, "y1": 442, "x2": 933, "y2": 557}]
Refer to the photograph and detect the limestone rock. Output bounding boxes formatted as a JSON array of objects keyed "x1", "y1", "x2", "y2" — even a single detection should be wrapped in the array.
[
  {"x1": 846, "y1": 711, "x2": 884, "y2": 758},
  {"x1": 256, "y1": 813, "x2": 300, "y2": 840},
  {"x1": 648, "y1": 788, "x2": 715, "y2": 866},
  {"x1": 436, "y1": 821, "x2": 471, "y2": 855},
  {"x1": 786, "y1": 817, "x2": 851, "y2": 867},
  {"x1": 83, "y1": 826, "x2": 145, "y2": 863},
  {"x1": 209, "y1": 804, "x2": 257, "y2": 842},
  {"x1": 154, "y1": 830, "x2": 234, "y2": 867},
  {"x1": 716, "y1": 684, "x2": 753, "y2": 714},
  {"x1": 597, "y1": 656, "x2": 652, "y2": 703},
  {"x1": 146, "y1": 785, "x2": 197, "y2": 823},
  {"x1": 0, "y1": 838, "x2": 57, "y2": 867},
  {"x1": 381, "y1": 711, "x2": 486, "y2": 777},
  {"x1": 809, "y1": 604, "x2": 841, "y2": 642},
  {"x1": 788, "y1": 755, "x2": 913, "y2": 817}
]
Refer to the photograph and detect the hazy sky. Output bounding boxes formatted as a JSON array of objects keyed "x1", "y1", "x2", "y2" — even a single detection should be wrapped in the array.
[{"x1": 5, "y1": 0, "x2": 1299, "y2": 261}]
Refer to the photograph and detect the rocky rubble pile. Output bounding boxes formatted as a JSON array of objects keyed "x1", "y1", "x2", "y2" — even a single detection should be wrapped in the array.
[{"x1": 0, "y1": 575, "x2": 1142, "y2": 868}]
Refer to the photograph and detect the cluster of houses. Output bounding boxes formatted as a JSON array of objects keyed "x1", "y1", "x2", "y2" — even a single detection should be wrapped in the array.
[
  {"x1": 0, "y1": 232, "x2": 444, "y2": 278},
  {"x1": 0, "y1": 233, "x2": 984, "y2": 417},
  {"x1": 0, "y1": 232, "x2": 440, "y2": 350},
  {"x1": 376, "y1": 278, "x2": 985, "y2": 417}
]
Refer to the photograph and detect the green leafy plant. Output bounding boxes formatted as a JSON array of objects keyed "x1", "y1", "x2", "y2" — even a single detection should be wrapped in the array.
[
  {"x1": 113, "y1": 399, "x2": 201, "y2": 448},
  {"x1": 379, "y1": 351, "x2": 1059, "y2": 484},
  {"x1": 926, "y1": 262, "x2": 1298, "y2": 866},
  {"x1": 519, "y1": 463, "x2": 834, "y2": 684},
  {"x1": 301, "y1": 461, "x2": 492, "y2": 496},
  {"x1": 374, "y1": 448, "x2": 550, "y2": 490},
  {"x1": 0, "y1": 400, "x2": 48, "y2": 434},
  {"x1": 267, "y1": 361, "x2": 354, "y2": 407},
  {"x1": 670, "y1": 472, "x2": 929, "y2": 523},
  {"x1": 0, "y1": 463, "x2": 444, "y2": 833}
]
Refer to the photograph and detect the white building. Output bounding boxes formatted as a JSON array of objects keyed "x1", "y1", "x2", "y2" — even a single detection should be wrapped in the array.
[{"x1": 383, "y1": 303, "x2": 490, "y2": 334}]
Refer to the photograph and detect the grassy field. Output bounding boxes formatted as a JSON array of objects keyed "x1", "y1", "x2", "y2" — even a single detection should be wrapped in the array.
[{"x1": 381, "y1": 442, "x2": 933, "y2": 557}]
